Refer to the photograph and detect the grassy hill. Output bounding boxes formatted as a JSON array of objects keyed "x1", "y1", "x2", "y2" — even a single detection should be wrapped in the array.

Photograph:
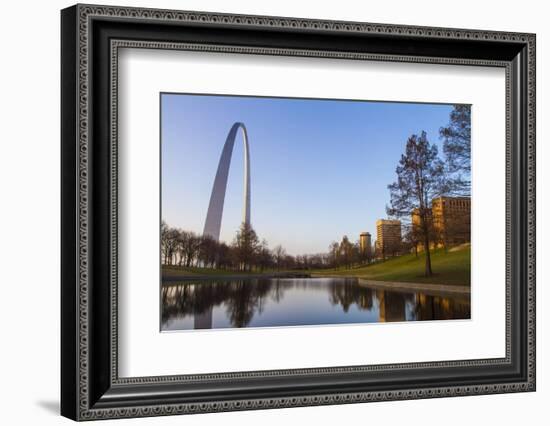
[{"x1": 313, "y1": 245, "x2": 470, "y2": 286}]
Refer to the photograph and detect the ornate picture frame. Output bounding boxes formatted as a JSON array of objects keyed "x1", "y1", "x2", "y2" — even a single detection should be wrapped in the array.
[{"x1": 61, "y1": 4, "x2": 535, "y2": 420}]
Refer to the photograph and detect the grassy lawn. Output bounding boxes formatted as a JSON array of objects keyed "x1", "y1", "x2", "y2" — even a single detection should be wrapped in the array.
[{"x1": 312, "y1": 246, "x2": 471, "y2": 286}]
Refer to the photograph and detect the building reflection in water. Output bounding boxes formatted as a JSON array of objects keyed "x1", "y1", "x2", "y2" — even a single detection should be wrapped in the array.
[{"x1": 161, "y1": 278, "x2": 470, "y2": 331}]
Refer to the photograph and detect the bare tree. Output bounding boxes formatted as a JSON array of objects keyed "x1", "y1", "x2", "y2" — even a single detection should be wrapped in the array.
[
  {"x1": 160, "y1": 221, "x2": 170, "y2": 264},
  {"x1": 232, "y1": 222, "x2": 260, "y2": 271},
  {"x1": 162, "y1": 227, "x2": 179, "y2": 265},
  {"x1": 339, "y1": 235, "x2": 354, "y2": 269},
  {"x1": 216, "y1": 242, "x2": 232, "y2": 270},
  {"x1": 273, "y1": 245, "x2": 286, "y2": 271},
  {"x1": 257, "y1": 239, "x2": 274, "y2": 272},
  {"x1": 328, "y1": 241, "x2": 340, "y2": 268},
  {"x1": 198, "y1": 235, "x2": 218, "y2": 268},
  {"x1": 387, "y1": 131, "x2": 449, "y2": 277},
  {"x1": 179, "y1": 230, "x2": 199, "y2": 267}
]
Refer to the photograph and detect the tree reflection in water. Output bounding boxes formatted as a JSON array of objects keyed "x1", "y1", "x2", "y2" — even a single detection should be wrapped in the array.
[{"x1": 161, "y1": 278, "x2": 470, "y2": 330}]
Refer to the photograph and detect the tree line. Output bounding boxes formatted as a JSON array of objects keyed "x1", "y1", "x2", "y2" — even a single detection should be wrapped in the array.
[
  {"x1": 161, "y1": 221, "x2": 329, "y2": 272},
  {"x1": 327, "y1": 235, "x2": 375, "y2": 269},
  {"x1": 161, "y1": 221, "x2": 378, "y2": 272},
  {"x1": 161, "y1": 222, "x2": 270, "y2": 272}
]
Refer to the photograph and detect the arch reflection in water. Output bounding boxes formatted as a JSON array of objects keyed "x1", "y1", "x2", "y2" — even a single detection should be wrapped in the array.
[{"x1": 161, "y1": 278, "x2": 470, "y2": 331}]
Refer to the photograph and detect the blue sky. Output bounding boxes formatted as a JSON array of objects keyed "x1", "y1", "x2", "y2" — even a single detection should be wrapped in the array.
[{"x1": 161, "y1": 93, "x2": 455, "y2": 255}]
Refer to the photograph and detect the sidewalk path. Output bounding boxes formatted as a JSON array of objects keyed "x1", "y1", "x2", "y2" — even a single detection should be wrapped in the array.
[{"x1": 357, "y1": 279, "x2": 470, "y2": 296}]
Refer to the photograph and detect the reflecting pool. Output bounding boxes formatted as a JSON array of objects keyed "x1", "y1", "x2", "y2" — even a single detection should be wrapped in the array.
[{"x1": 161, "y1": 277, "x2": 470, "y2": 331}]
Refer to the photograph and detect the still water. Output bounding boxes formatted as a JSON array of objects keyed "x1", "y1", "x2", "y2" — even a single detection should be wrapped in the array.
[{"x1": 161, "y1": 277, "x2": 470, "y2": 331}]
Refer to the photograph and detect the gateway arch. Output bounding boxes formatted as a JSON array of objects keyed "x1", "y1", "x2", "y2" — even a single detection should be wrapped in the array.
[{"x1": 203, "y1": 122, "x2": 250, "y2": 241}]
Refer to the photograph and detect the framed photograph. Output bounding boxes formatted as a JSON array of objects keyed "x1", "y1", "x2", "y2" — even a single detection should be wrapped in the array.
[{"x1": 61, "y1": 4, "x2": 536, "y2": 421}]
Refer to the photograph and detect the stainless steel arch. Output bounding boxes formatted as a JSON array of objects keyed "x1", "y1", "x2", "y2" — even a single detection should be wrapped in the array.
[{"x1": 203, "y1": 122, "x2": 250, "y2": 241}]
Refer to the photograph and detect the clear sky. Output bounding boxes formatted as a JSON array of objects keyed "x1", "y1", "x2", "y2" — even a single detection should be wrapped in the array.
[{"x1": 161, "y1": 93, "x2": 454, "y2": 255}]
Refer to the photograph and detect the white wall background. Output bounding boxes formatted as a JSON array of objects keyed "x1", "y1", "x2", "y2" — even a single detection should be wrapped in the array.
[{"x1": 0, "y1": 0, "x2": 546, "y2": 424}]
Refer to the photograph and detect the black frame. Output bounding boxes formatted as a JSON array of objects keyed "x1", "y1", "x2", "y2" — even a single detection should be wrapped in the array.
[{"x1": 61, "y1": 4, "x2": 536, "y2": 421}]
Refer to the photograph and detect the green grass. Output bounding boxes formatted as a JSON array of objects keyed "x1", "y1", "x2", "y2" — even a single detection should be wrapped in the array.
[{"x1": 312, "y1": 246, "x2": 471, "y2": 286}]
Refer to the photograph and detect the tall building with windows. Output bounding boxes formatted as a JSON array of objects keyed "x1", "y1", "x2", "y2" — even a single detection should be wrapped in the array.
[
  {"x1": 411, "y1": 196, "x2": 471, "y2": 250},
  {"x1": 359, "y1": 232, "x2": 372, "y2": 256},
  {"x1": 432, "y1": 196, "x2": 471, "y2": 246},
  {"x1": 375, "y1": 219, "x2": 402, "y2": 258}
]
